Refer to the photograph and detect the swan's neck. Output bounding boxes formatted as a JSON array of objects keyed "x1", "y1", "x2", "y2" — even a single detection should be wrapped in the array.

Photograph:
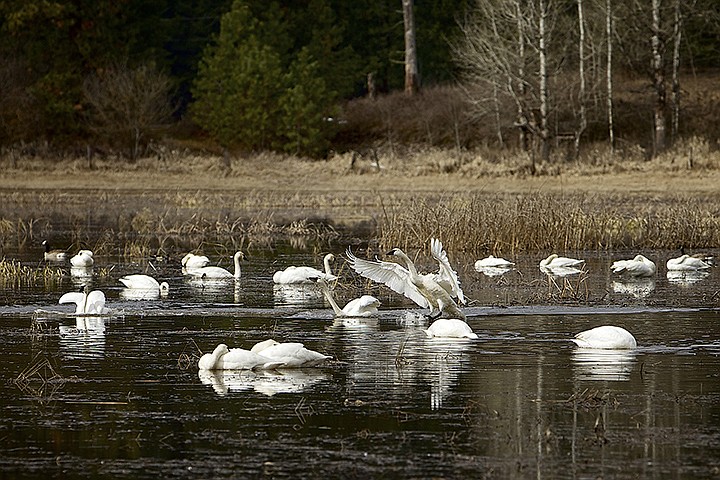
[
  {"x1": 397, "y1": 250, "x2": 419, "y2": 278},
  {"x1": 318, "y1": 282, "x2": 344, "y2": 316},
  {"x1": 323, "y1": 255, "x2": 334, "y2": 276},
  {"x1": 233, "y1": 254, "x2": 242, "y2": 279}
]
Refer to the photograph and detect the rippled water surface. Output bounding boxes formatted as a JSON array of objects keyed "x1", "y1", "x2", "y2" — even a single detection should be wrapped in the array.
[{"x1": 1, "y1": 245, "x2": 720, "y2": 479}]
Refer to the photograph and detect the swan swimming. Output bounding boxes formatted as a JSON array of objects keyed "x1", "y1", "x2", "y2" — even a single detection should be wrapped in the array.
[
  {"x1": 187, "y1": 251, "x2": 245, "y2": 279},
  {"x1": 611, "y1": 254, "x2": 656, "y2": 277},
  {"x1": 424, "y1": 318, "x2": 478, "y2": 339},
  {"x1": 250, "y1": 339, "x2": 332, "y2": 367},
  {"x1": 474, "y1": 255, "x2": 514, "y2": 269},
  {"x1": 42, "y1": 240, "x2": 67, "y2": 262},
  {"x1": 198, "y1": 344, "x2": 283, "y2": 370},
  {"x1": 273, "y1": 253, "x2": 338, "y2": 284},
  {"x1": 118, "y1": 274, "x2": 169, "y2": 295},
  {"x1": 346, "y1": 244, "x2": 466, "y2": 321},
  {"x1": 539, "y1": 254, "x2": 585, "y2": 269},
  {"x1": 666, "y1": 254, "x2": 711, "y2": 271},
  {"x1": 59, "y1": 287, "x2": 109, "y2": 314},
  {"x1": 70, "y1": 249, "x2": 94, "y2": 267},
  {"x1": 572, "y1": 325, "x2": 637, "y2": 349},
  {"x1": 315, "y1": 277, "x2": 380, "y2": 317},
  {"x1": 182, "y1": 253, "x2": 210, "y2": 271}
]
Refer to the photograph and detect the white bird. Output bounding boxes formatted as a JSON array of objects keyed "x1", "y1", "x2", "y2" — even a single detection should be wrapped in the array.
[
  {"x1": 474, "y1": 255, "x2": 514, "y2": 269},
  {"x1": 42, "y1": 240, "x2": 67, "y2": 262},
  {"x1": 182, "y1": 253, "x2": 210, "y2": 270},
  {"x1": 539, "y1": 254, "x2": 584, "y2": 269},
  {"x1": 429, "y1": 238, "x2": 466, "y2": 305},
  {"x1": 666, "y1": 254, "x2": 711, "y2": 271},
  {"x1": 315, "y1": 277, "x2": 380, "y2": 317},
  {"x1": 59, "y1": 287, "x2": 108, "y2": 314},
  {"x1": 346, "y1": 245, "x2": 466, "y2": 321},
  {"x1": 187, "y1": 251, "x2": 245, "y2": 279},
  {"x1": 70, "y1": 249, "x2": 94, "y2": 267},
  {"x1": 611, "y1": 254, "x2": 656, "y2": 277},
  {"x1": 118, "y1": 274, "x2": 169, "y2": 295},
  {"x1": 572, "y1": 325, "x2": 637, "y2": 349},
  {"x1": 273, "y1": 253, "x2": 337, "y2": 284},
  {"x1": 250, "y1": 339, "x2": 332, "y2": 367},
  {"x1": 198, "y1": 344, "x2": 283, "y2": 370},
  {"x1": 424, "y1": 318, "x2": 478, "y2": 339}
]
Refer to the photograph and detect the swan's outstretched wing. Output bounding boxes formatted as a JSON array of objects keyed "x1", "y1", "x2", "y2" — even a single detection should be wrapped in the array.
[
  {"x1": 86, "y1": 290, "x2": 107, "y2": 313},
  {"x1": 346, "y1": 248, "x2": 429, "y2": 308},
  {"x1": 430, "y1": 238, "x2": 465, "y2": 304}
]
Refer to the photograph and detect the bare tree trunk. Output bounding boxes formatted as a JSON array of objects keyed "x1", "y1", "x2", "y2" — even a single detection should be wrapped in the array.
[
  {"x1": 670, "y1": 0, "x2": 682, "y2": 142},
  {"x1": 493, "y1": 84, "x2": 504, "y2": 147},
  {"x1": 575, "y1": 0, "x2": 587, "y2": 160},
  {"x1": 606, "y1": 0, "x2": 615, "y2": 153},
  {"x1": 402, "y1": 0, "x2": 419, "y2": 95},
  {"x1": 516, "y1": 0, "x2": 528, "y2": 151},
  {"x1": 539, "y1": 0, "x2": 550, "y2": 161},
  {"x1": 651, "y1": 0, "x2": 666, "y2": 155}
]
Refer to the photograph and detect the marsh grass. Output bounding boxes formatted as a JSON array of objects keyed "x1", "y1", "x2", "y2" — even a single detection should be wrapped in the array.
[{"x1": 0, "y1": 258, "x2": 64, "y2": 288}]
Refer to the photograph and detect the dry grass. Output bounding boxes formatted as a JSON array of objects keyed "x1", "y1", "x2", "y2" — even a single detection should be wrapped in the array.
[{"x1": 0, "y1": 258, "x2": 64, "y2": 288}]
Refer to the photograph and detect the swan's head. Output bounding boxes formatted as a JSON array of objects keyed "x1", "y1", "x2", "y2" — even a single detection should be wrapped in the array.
[
  {"x1": 234, "y1": 251, "x2": 246, "y2": 261},
  {"x1": 386, "y1": 248, "x2": 402, "y2": 256},
  {"x1": 324, "y1": 253, "x2": 335, "y2": 262},
  {"x1": 159, "y1": 282, "x2": 170, "y2": 294},
  {"x1": 181, "y1": 253, "x2": 193, "y2": 267},
  {"x1": 251, "y1": 339, "x2": 279, "y2": 354}
]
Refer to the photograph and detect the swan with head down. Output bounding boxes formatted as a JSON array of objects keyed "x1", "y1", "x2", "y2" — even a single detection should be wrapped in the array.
[
  {"x1": 572, "y1": 325, "x2": 636, "y2": 349},
  {"x1": 118, "y1": 274, "x2": 169, "y2": 295},
  {"x1": 70, "y1": 249, "x2": 94, "y2": 267},
  {"x1": 611, "y1": 254, "x2": 656, "y2": 277},
  {"x1": 539, "y1": 254, "x2": 584, "y2": 269},
  {"x1": 666, "y1": 254, "x2": 711, "y2": 271},
  {"x1": 424, "y1": 318, "x2": 478, "y2": 339},
  {"x1": 182, "y1": 253, "x2": 210, "y2": 271},
  {"x1": 198, "y1": 344, "x2": 284, "y2": 370},
  {"x1": 250, "y1": 339, "x2": 332, "y2": 367}
]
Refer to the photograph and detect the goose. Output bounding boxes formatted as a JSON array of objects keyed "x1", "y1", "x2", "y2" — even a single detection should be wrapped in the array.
[
  {"x1": 42, "y1": 240, "x2": 67, "y2": 262},
  {"x1": 346, "y1": 245, "x2": 466, "y2": 321},
  {"x1": 666, "y1": 254, "x2": 711, "y2": 271},
  {"x1": 424, "y1": 318, "x2": 478, "y2": 339},
  {"x1": 539, "y1": 254, "x2": 585, "y2": 269},
  {"x1": 474, "y1": 255, "x2": 514, "y2": 269},
  {"x1": 198, "y1": 344, "x2": 284, "y2": 370},
  {"x1": 273, "y1": 253, "x2": 337, "y2": 284},
  {"x1": 250, "y1": 339, "x2": 332, "y2": 367},
  {"x1": 572, "y1": 325, "x2": 637, "y2": 349},
  {"x1": 59, "y1": 287, "x2": 109, "y2": 314},
  {"x1": 611, "y1": 254, "x2": 656, "y2": 277},
  {"x1": 182, "y1": 253, "x2": 210, "y2": 271},
  {"x1": 315, "y1": 277, "x2": 380, "y2": 317},
  {"x1": 70, "y1": 249, "x2": 94, "y2": 267},
  {"x1": 118, "y1": 274, "x2": 169, "y2": 295},
  {"x1": 187, "y1": 251, "x2": 245, "y2": 279}
]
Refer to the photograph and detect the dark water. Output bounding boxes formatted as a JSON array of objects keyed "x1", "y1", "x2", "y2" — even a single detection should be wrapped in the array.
[{"x1": 1, "y1": 246, "x2": 720, "y2": 479}]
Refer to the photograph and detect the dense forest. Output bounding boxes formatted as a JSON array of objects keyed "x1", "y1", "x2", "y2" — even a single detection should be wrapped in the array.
[{"x1": 1, "y1": 0, "x2": 719, "y2": 161}]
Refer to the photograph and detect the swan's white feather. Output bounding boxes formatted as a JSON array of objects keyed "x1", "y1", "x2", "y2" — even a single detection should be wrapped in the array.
[{"x1": 572, "y1": 325, "x2": 637, "y2": 349}]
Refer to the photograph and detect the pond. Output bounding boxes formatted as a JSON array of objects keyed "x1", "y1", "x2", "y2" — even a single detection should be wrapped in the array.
[{"x1": 1, "y1": 240, "x2": 719, "y2": 479}]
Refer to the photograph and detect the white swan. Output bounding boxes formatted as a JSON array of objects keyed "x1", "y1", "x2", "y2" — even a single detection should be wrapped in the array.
[
  {"x1": 198, "y1": 343, "x2": 283, "y2": 370},
  {"x1": 424, "y1": 318, "x2": 478, "y2": 339},
  {"x1": 249, "y1": 339, "x2": 332, "y2": 367},
  {"x1": 611, "y1": 254, "x2": 656, "y2": 277},
  {"x1": 572, "y1": 325, "x2": 637, "y2": 349},
  {"x1": 429, "y1": 238, "x2": 466, "y2": 305},
  {"x1": 118, "y1": 274, "x2": 169, "y2": 295},
  {"x1": 539, "y1": 254, "x2": 585, "y2": 269},
  {"x1": 59, "y1": 287, "x2": 108, "y2": 314},
  {"x1": 42, "y1": 240, "x2": 67, "y2": 262},
  {"x1": 474, "y1": 255, "x2": 514, "y2": 269},
  {"x1": 182, "y1": 253, "x2": 210, "y2": 270},
  {"x1": 273, "y1": 253, "x2": 337, "y2": 284},
  {"x1": 315, "y1": 277, "x2": 380, "y2": 317},
  {"x1": 346, "y1": 246, "x2": 466, "y2": 321},
  {"x1": 70, "y1": 249, "x2": 94, "y2": 267},
  {"x1": 666, "y1": 254, "x2": 711, "y2": 271},
  {"x1": 187, "y1": 251, "x2": 245, "y2": 279}
]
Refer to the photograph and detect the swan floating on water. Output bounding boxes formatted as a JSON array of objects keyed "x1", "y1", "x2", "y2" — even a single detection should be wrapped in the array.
[
  {"x1": 474, "y1": 255, "x2": 514, "y2": 269},
  {"x1": 315, "y1": 277, "x2": 380, "y2": 318},
  {"x1": 187, "y1": 251, "x2": 245, "y2": 279},
  {"x1": 118, "y1": 274, "x2": 169, "y2": 295},
  {"x1": 539, "y1": 254, "x2": 585, "y2": 269},
  {"x1": 572, "y1": 325, "x2": 637, "y2": 349},
  {"x1": 42, "y1": 240, "x2": 67, "y2": 262},
  {"x1": 273, "y1": 253, "x2": 337, "y2": 284},
  {"x1": 611, "y1": 254, "x2": 656, "y2": 277},
  {"x1": 346, "y1": 240, "x2": 465, "y2": 320},
  {"x1": 424, "y1": 318, "x2": 478, "y2": 339},
  {"x1": 59, "y1": 287, "x2": 109, "y2": 314},
  {"x1": 250, "y1": 339, "x2": 332, "y2": 367},
  {"x1": 182, "y1": 253, "x2": 210, "y2": 271},
  {"x1": 666, "y1": 254, "x2": 711, "y2": 271},
  {"x1": 70, "y1": 250, "x2": 94, "y2": 267},
  {"x1": 198, "y1": 344, "x2": 283, "y2": 370}
]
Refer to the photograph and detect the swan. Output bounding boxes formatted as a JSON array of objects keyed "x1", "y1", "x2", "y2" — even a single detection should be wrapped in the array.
[
  {"x1": 346, "y1": 246, "x2": 466, "y2": 321},
  {"x1": 59, "y1": 287, "x2": 109, "y2": 314},
  {"x1": 666, "y1": 254, "x2": 711, "y2": 271},
  {"x1": 182, "y1": 253, "x2": 210, "y2": 270},
  {"x1": 250, "y1": 339, "x2": 332, "y2": 367},
  {"x1": 429, "y1": 238, "x2": 466, "y2": 305},
  {"x1": 474, "y1": 255, "x2": 514, "y2": 269},
  {"x1": 572, "y1": 325, "x2": 637, "y2": 349},
  {"x1": 611, "y1": 254, "x2": 656, "y2": 277},
  {"x1": 187, "y1": 251, "x2": 244, "y2": 279},
  {"x1": 70, "y1": 249, "x2": 94, "y2": 267},
  {"x1": 273, "y1": 253, "x2": 337, "y2": 284},
  {"x1": 424, "y1": 318, "x2": 478, "y2": 339},
  {"x1": 198, "y1": 344, "x2": 283, "y2": 370},
  {"x1": 42, "y1": 240, "x2": 67, "y2": 262},
  {"x1": 539, "y1": 254, "x2": 584, "y2": 269},
  {"x1": 315, "y1": 277, "x2": 380, "y2": 317},
  {"x1": 118, "y1": 274, "x2": 169, "y2": 295}
]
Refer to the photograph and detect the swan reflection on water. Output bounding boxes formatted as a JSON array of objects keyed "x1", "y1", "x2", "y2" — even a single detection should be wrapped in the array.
[
  {"x1": 422, "y1": 337, "x2": 475, "y2": 410},
  {"x1": 541, "y1": 265, "x2": 584, "y2": 277},
  {"x1": 572, "y1": 348, "x2": 638, "y2": 382},
  {"x1": 612, "y1": 278, "x2": 656, "y2": 298},
  {"x1": 476, "y1": 266, "x2": 514, "y2": 277},
  {"x1": 119, "y1": 288, "x2": 162, "y2": 301},
  {"x1": 327, "y1": 317, "x2": 379, "y2": 331},
  {"x1": 666, "y1": 270, "x2": 710, "y2": 286},
  {"x1": 59, "y1": 316, "x2": 106, "y2": 359},
  {"x1": 198, "y1": 368, "x2": 329, "y2": 396},
  {"x1": 273, "y1": 284, "x2": 323, "y2": 306}
]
